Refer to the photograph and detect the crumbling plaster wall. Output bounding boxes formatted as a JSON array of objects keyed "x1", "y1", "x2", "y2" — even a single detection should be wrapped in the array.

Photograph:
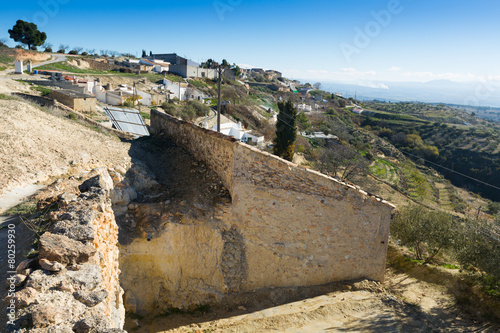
[{"x1": 126, "y1": 109, "x2": 394, "y2": 313}]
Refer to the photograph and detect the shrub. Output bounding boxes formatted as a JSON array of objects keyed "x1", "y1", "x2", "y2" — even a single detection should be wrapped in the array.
[
  {"x1": 453, "y1": 217, "x2": 500, "y2": 282},
  {"x1": 254, "y1": 74, "x2": 265, "y2": 82},
  {"x1": 487, "y1": 202, "x2": 500, "y2": 215},
  {"x1": 391, "y1": 205, "x2": 454, "y2": 261}
]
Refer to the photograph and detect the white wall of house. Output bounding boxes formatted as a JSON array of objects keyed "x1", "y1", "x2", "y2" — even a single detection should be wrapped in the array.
[
  {"x1": 297, "y1": 103, "x2": 312, "y2": 112},
  {"x1": 92, "y1": 83, "x2": 152, "y2": 106},
  {"x1": 163, "y1": 79, "x2": 188, "y2": 100},
  {"x1": 212, "y1": 122, "x2": 264, "y2": 144},
  {"x1": 105, "y1": 91, "x2": 124, "y2": 106}
]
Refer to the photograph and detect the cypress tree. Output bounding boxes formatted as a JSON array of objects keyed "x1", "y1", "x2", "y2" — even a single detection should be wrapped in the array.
[{"x1": 273, "y1": 100, "x2": 297, "y2": 161}]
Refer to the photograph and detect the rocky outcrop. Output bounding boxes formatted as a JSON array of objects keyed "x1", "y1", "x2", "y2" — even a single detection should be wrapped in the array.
[{"x1": 7, "y1": 169, "x2": 126, "y2": 332}]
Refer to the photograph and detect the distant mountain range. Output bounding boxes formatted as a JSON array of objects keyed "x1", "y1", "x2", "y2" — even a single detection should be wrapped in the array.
[{"x1": 312, "y1": 80, "x2": 500, "y2": 108}]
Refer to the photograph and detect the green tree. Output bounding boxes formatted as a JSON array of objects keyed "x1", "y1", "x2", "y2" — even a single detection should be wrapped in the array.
[
  {"x1": 274, "y1": 100, "x2": 297, "y2": 161},
  {"x1": 392, "y1": 205, "x2": 454, "y2": 262},
  {"x1": 296, "y1": 112, "x2": 310, "y2": 131},
  {"x1": 8, "y1": 20, "x2": 47, "y2": 50},
  {"x1": 233, "y1": 64, "x2": 241, "y2": 77}
]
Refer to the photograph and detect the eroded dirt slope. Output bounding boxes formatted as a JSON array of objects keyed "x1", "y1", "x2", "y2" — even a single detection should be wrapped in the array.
[{"x1": 0, "y1": 78, "x2": 131, "y2": 197}]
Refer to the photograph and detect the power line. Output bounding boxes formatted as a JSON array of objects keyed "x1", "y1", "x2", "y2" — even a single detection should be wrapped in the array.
[
  {"x1": 275, "y1": 112, "x2": 500, "y2": 243},
  {"x1": 279, "y1": 110, "x2": 500, "y2": 193},
  {"x1": 399, "y1": 150, "x2": 500, "y2": 192}
]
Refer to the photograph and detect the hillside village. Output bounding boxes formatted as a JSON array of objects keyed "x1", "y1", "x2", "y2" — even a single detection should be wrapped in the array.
[
  {"x1": 1, "y1": 48, "x2": 500, "y2": 332},
  {"x1": 11, "y1": 51, "x2": 363, "y2": 147}
]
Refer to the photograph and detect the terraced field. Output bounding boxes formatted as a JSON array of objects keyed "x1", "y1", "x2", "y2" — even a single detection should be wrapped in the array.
[{"x1": 370, "y1": 158, "x2": 399, "y2": 185}]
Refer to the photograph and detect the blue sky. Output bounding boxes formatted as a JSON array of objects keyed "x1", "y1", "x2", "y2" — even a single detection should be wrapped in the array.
[{"x1": 2, "y1": 0, "x2": 500, "y2": 85}]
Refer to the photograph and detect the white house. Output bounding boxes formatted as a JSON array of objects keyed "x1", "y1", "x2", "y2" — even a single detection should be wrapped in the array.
[
  {"x1": 162, "y1": 79, "x2": 209, "y2": 102},
  {"x1": 296, "y1": 103, "x2": 312, "y2": 113},
  {"x1": 92, "y1": 82, "x2": 152, "y2": 106},
  {"x1": 140, "y1": 59, "x2": 170, "y2": 73},
  {"x1": 212, "y1": 122, "x2": 264, "y2": 144}
]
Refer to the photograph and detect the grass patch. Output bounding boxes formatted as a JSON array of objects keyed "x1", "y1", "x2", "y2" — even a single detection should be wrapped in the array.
[
  {"x1": 140, "y1": 111, "x2": 150, "y2": 120},
  {"x1": 0, "y1": 66, "x2": 6, "y2": 71},
  {"x1": 31, "y1": 85, "x2": 52, "y2": 96},
  {"x1": 3, "y1": 201, "x2": 37, "y2": 216},
  {"x1": 370, "y1": 158, "x2": 399, "y2": 185},
  {"x1": 36, "y1": 61, "x2": 113, "y2": 74},
  {"x1": 0, "y1": 49, "x2": 15, "y2": 64},
  {"x1": 0, "y1": 93, "x2": 15, "y2": 100},
  {"x1": 400, "y1": 162, "x2": 434, "y2": 200}
]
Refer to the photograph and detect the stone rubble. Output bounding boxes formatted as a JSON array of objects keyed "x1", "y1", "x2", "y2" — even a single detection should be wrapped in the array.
[{"x1": 6, "y1": 168, "x2": 126, "y2": 332}]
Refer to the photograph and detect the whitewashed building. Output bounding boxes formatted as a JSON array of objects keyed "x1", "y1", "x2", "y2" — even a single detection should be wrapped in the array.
[{"x1": 212, "y1": 122, "x2": 264, "y2": 144}]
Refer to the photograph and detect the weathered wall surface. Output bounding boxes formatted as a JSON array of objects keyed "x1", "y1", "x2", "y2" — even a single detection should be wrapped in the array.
[
  {"x1": 120, "y1": 218, "x2": 227, "y2": 314},
  {"x1": 8, "y1": 169, "x2": 126, "y2": 332},
  {"x1": 231, "y1": 144, "x2": 391, "y2": 290},
  {"x1": 127, "y1": 109, "x2": 394, "y2": 313},
  {"x1": 152, "y1": 112, "x2": 235, "y2": 195}
]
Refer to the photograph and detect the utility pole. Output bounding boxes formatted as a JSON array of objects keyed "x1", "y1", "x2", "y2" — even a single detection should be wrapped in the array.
[
  {"x1": 217, "y1": 64, "x2": 222, "y2": 132},
  {"x1": 216, "y1": 63, "x2": 229, "y2": 132}
]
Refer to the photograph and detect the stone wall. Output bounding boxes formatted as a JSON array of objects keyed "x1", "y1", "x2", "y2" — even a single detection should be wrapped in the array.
[
  {"x1": 151, "y1": 112, "x2": 236, "y2": 195},
  {"x1": 85, "y1": 59, "x2": 123, "y2": 71},
  {"x1": 8, "y1": 169, "x2": 126, "y2": 332},
  {"x1": 131, "y1": 109, "x2": 395, "y2": 312}
]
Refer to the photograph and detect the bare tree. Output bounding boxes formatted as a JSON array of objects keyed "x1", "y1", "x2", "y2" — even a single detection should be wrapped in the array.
[{"x1": 73, "y1": 46, "x2": 83, "y2": 54}]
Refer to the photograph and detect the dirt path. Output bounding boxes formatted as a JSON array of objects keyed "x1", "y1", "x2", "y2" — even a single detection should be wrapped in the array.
[
  {"x1": 0, "y1": 184, "x2": 45, "y2": 214},
  {"x1": 126, "y1": 268, "x2": 498, "y2": 333}
]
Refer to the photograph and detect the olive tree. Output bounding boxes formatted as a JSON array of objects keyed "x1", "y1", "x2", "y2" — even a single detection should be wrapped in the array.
[{"x1": 391, "y1": 205, "x2": 455, "y2": 262}]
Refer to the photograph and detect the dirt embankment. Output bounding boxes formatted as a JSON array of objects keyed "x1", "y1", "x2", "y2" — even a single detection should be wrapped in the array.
[
  {"x1": 14, "y1": 49, "x2": 51, "y2": 62},
  {"x1": 0, "y1": 77, "x2": 132, "y2": 197}
]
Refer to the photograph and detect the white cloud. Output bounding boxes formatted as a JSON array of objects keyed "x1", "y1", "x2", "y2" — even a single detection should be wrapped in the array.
[
  {"x1": 357, "y1": 82, "x2": 389, "y2": 89},
  {"x1": 388, "y1": 66, "x2": 402, "y2": 72}
]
